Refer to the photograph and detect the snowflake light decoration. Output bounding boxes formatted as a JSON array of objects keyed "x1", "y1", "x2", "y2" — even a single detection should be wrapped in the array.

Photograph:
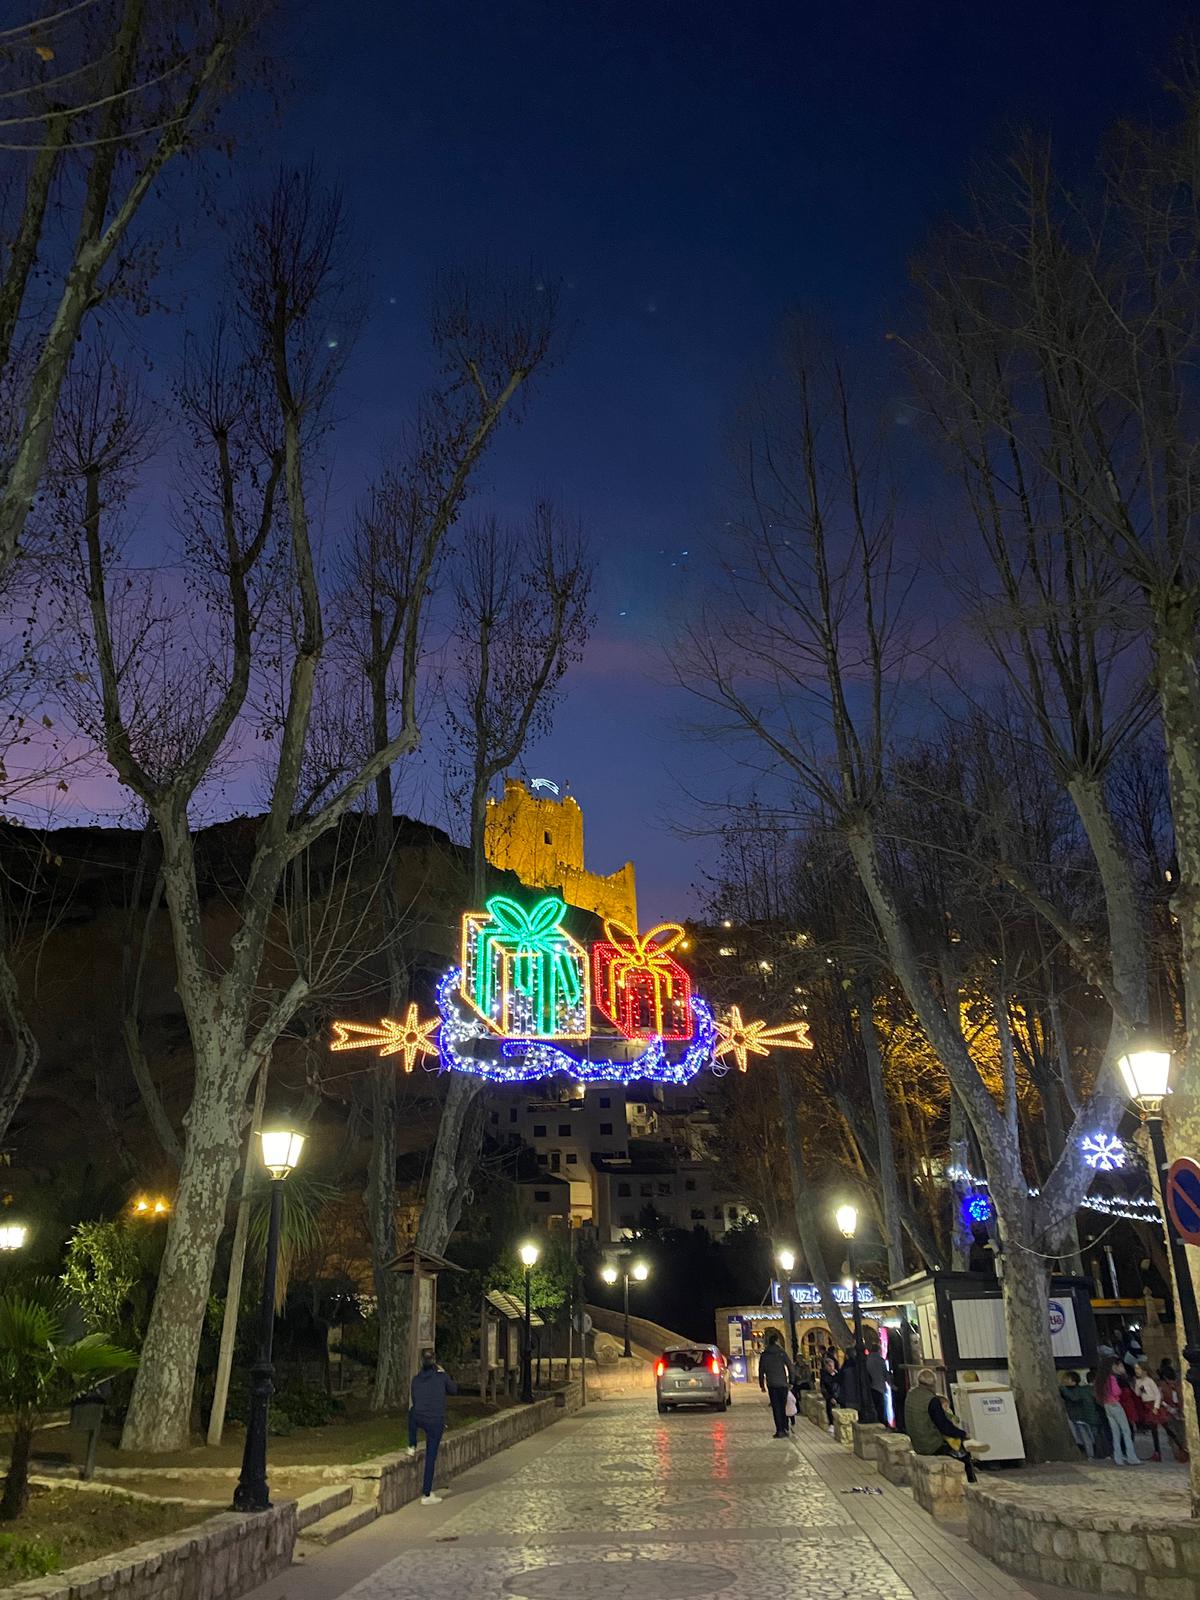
[{"x1": 1081, "y1": 1132, "x2": 1126, "y2": 1172}]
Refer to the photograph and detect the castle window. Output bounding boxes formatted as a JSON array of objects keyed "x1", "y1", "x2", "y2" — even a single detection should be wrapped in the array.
[{"x1": 544, "y1": 830, "x2": 553, "y2": 845}]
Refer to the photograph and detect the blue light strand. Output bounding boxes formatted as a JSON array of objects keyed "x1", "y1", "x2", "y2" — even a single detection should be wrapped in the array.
[{"x1": 435, "y1": 967, "x2": 718, "y2": 1085}]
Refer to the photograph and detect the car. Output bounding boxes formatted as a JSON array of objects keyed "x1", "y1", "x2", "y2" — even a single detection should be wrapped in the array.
[{"x1": 655, "y1": 1343, "x2": 732, "y2": 1413}]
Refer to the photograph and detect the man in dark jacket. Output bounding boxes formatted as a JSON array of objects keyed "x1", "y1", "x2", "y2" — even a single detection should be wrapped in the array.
[
  {"x1": 903, "y1": 1367, "x2": 979, "y2": 1483},
  {"x1": 758, "y1": 1330, "x2": 794, "y2": 1438},
  {"x1": 408, "y1": 1349, "x2": 458, "y2": 1503}
]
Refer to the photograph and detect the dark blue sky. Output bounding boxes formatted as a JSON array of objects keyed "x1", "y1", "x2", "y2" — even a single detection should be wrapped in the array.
[{"x1": 260, "y1": 2, "x2": 1193, "y2": 919}]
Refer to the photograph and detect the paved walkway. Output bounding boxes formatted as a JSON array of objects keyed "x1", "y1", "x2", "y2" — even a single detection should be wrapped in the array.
[{"x1": 243, "y1": 1392, "x2": 1054, "y2": 1600}]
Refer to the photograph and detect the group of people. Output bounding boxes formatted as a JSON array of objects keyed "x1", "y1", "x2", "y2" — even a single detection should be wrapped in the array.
[
  {"x1": 756, "y1": 1330, "x2": 892, "y2": 1438},
  {"x1": 1063, "y1": 1357, "x2": 1188, "y2": 1465}
]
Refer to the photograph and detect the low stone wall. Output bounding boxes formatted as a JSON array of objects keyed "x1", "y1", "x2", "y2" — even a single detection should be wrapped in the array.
[
  {"x1": 910, "y1": 1453, "x2": 965, "y2": 1520},
  {"x1": 874, "y1": 1433, "x2": 912, "y2": 1486},
  {"x1": 966, "y1": 1478, "x2": 1200, "y2": 1597},
  {"x1": 852, "y1": 1421, "x2": 887, "y2": 1461},
  {"x1": 831, "y1": 1406, "x2": 857, "y2": 1447},
  {"x1": 0, "y1": 1502, "x2": 296, "y2": 1600},
  {"x1": 800, "y1": 1391, "x2": 825, "y2": 1427}
]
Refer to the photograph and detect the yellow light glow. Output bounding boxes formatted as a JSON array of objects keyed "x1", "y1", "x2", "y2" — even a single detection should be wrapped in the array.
[
  {"x1": 260, "y1": 1129, "x2": 305, "y2": 1179},
  {"x1": 600, "y1": 1263, "x2": 618, "y2": 1285},
  {"x1": 518, "y1": 1241, "x2": 540, "y2": 1268},
  {"x1": 715, "y1": 1006, "x2": 814, "y2": 1071},
  {"x1": 632, "y1": 1261, "x2": 649, "y2": 1282},
  {"x1": 835, "y1": 1204, "x2": 858, "y2": 1239},
  {"x1": 777, "y1": 1248, "x2": 795, "y2": 1273},
  {"x1": 331, "y1": 1003, "x2": 440, "y2": 1072},
  {"x1": 0, "y1": 1224, "x2": 27, "y2": 1251}
]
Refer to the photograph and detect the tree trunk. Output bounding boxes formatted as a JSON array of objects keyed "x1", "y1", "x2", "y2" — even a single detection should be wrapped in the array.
[
  {"x1": 855, "y1": 977, "x2": 905, "y2": 1283},
  {"x1": 207, "y1": 1063, "x2": 267, "y2": 1445},
  {"x1": 1153, "y1": 587, "x2": 1200, "y2": 1481},
  {"x1": 996, "y1": 1191, "x2": 1077, "y2": 1462},
  {"x1": 1, "y1": 1419, "x2": 32, "y2": 1520},
  {"x1": 775, "y1": 1057, "x2": 852, "y2": 1347},
  {"x1": 120, "y1": 1073, "x2": 244, "y2": 1452}
]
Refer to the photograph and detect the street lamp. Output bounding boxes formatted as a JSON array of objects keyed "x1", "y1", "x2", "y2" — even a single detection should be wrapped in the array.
[
  {"x1": 519, "y1": 1242, "x2": 539, "y2": 1404},
  {"x1": 232, "y1": 1128, "x2": 304, "y2": 1513},
  {"x1": 777, "y1": 1248, "x2": 799, "y2": 1362},
  {"x1": 836, "y1": 1204, "x2": 871, "y2": 1422},
  {"x1": 0, "y1": 1224, "x2": 26, "y2": 1252},
  {"x1": 1118, "y1": 1039, "x2": 1200, "y2": 1428},
  {"x1": 602, "y1": 1258, "x2": 648, "y2": 1357}
]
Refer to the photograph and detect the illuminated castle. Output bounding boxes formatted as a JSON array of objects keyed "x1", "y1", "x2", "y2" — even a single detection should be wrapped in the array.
[{"x1": 484, "y1": 779, "x2": 637, "y2": 926}]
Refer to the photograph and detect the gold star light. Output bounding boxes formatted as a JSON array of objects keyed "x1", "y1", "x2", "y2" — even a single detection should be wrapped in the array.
[
  {"x1": 330, "y1": 1003, "x2": 440, "y2": 1073},
  {"x1": 715, "y1": 1005, "x2": 813, "y2": 1072}
]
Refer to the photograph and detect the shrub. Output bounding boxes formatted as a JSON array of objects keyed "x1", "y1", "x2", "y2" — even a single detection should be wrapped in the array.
[{"x1": 0, "y1": 1531, "x2": 60, "y2": 1578}]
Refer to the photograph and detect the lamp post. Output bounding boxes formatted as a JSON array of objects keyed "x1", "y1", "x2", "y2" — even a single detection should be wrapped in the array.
[
  {"x1": 836, "y1": 1203, "x2": 870, "y2": 1421},
  {"x1": 601, "y1": 1258, "x2": 648, "y2": 1358},
  {"x1": 0, "y1": 1224, "x2": 27, "y2": 1252},
  {"x1": 519, "y1": 1242, "x2": 539, "y2": 1404},
  {"x1": 777, "y1": 1248, "x2": 799, "y2": 1363},
  {"x1": 1118, "y1": 1040, "x2": 1200, "y2": 1430},
  {"x1": 232, "y1": 1128, "x2": 303, "y2": 1513}
]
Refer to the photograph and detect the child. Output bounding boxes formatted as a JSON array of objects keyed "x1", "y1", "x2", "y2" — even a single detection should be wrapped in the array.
[{"x1": 1061, "y1": 1370, "x2": 1101, "y2": 1458}]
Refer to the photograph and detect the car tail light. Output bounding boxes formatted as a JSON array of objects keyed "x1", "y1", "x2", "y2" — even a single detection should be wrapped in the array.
[
  {"x1": 655, "y1": 1359, "x2": 665, "y2": 1377},
  {"x1": 709, "y1": 1356, "x2": 721, "y2": 1375}
]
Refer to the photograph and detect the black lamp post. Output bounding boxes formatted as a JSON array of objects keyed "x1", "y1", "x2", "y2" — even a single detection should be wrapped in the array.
[
  {"x1": 1119, "y1": 1042, "x2": 1200, "y2": 1429},
  {"x1": 836, "y1": 1203, "x2": 870, "y2": 1421},
  {"x1": 603, "y1": 1257, "x2": 648, "y2": 1357},
  {"x1": 519, "y1": 1242, "x2": 539, "y2": 1404},
  {"x1": 777, "y1": 1248, "x2": 799, "y2": 1363},
  {"x1": 233, "y1": 1128, "x2": 303, "y2": 1513}
]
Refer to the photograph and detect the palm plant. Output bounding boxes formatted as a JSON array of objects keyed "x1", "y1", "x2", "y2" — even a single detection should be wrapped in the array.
[{"x1": 0, "y1": 1280, "x2": 137, "y2": 1518}]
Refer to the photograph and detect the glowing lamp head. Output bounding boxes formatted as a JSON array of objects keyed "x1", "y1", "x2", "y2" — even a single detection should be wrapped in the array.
[
  {"x1": 0, "y1": 1224, "x2": 27, "y2": 1251},
  {"x1": 600, "y1": 1263, "x2": 618, "y2": 1286},
  {"x1": 518, "y1": 1242, "x2": 539, "y2": 1269},
  {"x1": 1118, "y1": 1038, "x2": 1173, "y2": 1113},
  {"x1": 777, "y1": 1248, "x2": 795, "y2": 1274},
  {"x1": 835, "y1": 1203, "x2": 858, "y2": 1239},
  {"x1": 632, "y1": 1261, "x2": 649, "y2": 1282},
  {"x1": 260, "y1": 1129, "x2": 304, "y2": 1179}
]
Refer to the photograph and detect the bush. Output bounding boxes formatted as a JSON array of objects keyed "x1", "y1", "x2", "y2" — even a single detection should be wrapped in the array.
[
  {"x1": 0, "y1": 1531, "x2": 60, "y2": 1578},
  {"x1": 216, "y1": 1374, "x2": 336, "y2": 1432}
]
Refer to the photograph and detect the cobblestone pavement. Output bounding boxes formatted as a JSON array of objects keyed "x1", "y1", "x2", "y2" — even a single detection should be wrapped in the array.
[{"x1": 244, "y1": 1395, "x2": 1043, "y2": 1600}]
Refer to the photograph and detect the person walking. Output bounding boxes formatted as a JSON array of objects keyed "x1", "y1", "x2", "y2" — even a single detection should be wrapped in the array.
[
  {"x1": 1095, "y1": 1356, "x2": 1139, "y2": 1465},
  {"x1": 865, "y1": 1339, "x2": 889, "y2": 1426},
  {"x1": 758, "y1": 1329, "x2": 794, "y2": 1438},
  {"x1": 407, "y1": 1348, "x2": 458, "y2": 1503}
]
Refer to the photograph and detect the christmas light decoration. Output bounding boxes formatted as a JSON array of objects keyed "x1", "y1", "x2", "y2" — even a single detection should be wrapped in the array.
[
  {"x1": 330, "y1": 1003, "x2": 440, "y2": 1072},
  {"x1": 714, "y1": 1004, "x2": 813, "y2": 1072},
  {"x1": 946, "y1": 1161, "x2": 1162, "y2": 1225},
  {"x1": 436, "y1": 966, "x2": 718, "y2": 1085},
  {"x1": 461, "y1": 895, "x2": 590, "y2": 1039},
  {"x1": 1081, "y1": 1133, "x2": 1126, "y2": 1172},
  {"x1": 592, "y1": 918, "x2": 692, "y2": 1040},
  {"x1": 962, "y1": 1190, "x2": 994, "y2": 1226}
]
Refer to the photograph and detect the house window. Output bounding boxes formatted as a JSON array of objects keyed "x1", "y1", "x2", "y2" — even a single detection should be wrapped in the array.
[
  {"x1": 490, "y1": 1111, "x2": 499, "y2": 1124},
  {"x1": 691, "y1": 1208, "x2": 705, "y2": 1221},
  {"x1": 657, "y1": 1182, "x2": 671, "y2": 1197},
  {"x1": 617, "y1": 1182, "x2": 632, "y2": 1197},
  {"x1": 566, "y1": 1153, "x2": 578, "y2": 1165},
  {"x1": 600, "y1": 1122, "x2": 613, "y2": 1136},
  {"x1": 509, "y1": 1109, "x2": 518, "y2": 1123},
  {"x1": 640, "y1": 1183, "x2": 652, "y2": 1198},
  {"x1": 544, "y1": 830, "x2": 553, "y2": 845},
  {"x1": 599, "y1": 1096, "x2": 611, "y2": 1108},
  {"x1": 558, "y1": 1124, "x2": 571, "y2": 1136},
  {"x1": 533, "y1": 1125, "x2": 547, "y2": 1137},
  {"x1": 534, "y1": 1190, "x2": 551, "y2": 1203},
  {"x1": 712, "y1": 1207, "x2": 723, "y2": 1220},
  {"x1": 550, "y1": 1153, "x2": 561, "y2": 1171},
  {"x1": 684, "y1": 1179, "x2": 696, "y2": 1192}
]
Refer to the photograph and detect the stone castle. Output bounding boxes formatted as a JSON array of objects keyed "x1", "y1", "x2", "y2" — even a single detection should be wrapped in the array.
[{"x1": 484, "y1": 779, "x2": 637, "y2": 926}]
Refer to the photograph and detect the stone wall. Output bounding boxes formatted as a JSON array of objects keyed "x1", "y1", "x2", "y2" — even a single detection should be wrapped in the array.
[
  {"x1": 910, "y1": 1454, "x2": 966, "y2": 1520},
  {"x1": 831, "y1": 1406, "x2": 858, "y2": 1446},
  {"x1": 966, "y1": 1479, "x2": 1200, "y2": 1598},
  {"x1": 0, "y1": 1502, "x2": 296, "y2": 1600}
]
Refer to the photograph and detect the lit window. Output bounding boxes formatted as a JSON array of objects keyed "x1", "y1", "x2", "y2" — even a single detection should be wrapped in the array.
[
  {"x1": 719, "y1": 946, "x2": 736, "y2": 958},
  {"x1": 759, "y1": 960, "x2": 772, "y2": 973}
]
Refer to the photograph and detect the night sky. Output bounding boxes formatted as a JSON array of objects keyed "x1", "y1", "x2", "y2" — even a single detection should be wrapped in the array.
[{"x1": 90, "y1": 2, "x2": 1200, "y2": 919}]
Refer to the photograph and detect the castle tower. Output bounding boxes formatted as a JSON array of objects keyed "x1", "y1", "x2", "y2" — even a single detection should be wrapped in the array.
[{"x1": 484, "y1": 779, "x2": 637, "y2": 926}]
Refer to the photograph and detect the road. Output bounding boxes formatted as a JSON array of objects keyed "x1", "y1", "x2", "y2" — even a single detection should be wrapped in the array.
[{"x1": 245, "y1": 1391, "x2": 1042, "y2": 1600}]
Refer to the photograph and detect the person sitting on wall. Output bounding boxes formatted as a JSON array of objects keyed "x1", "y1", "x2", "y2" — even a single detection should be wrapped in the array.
[{"x1": 903, "y1": 1367, "x2": 984, "y2": 1484}]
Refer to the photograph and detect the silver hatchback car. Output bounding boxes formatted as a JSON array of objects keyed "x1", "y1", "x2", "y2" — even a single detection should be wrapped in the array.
[{"x1": 655, "y1": 1344, "x2": 732, "y2": 1413}]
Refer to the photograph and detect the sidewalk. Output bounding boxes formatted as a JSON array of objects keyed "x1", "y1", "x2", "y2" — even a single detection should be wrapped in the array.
[{"x1": 240, "y1": 1392, "x2": 1053, "y2": 1600}]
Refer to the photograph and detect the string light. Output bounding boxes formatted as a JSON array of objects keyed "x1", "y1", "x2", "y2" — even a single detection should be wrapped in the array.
[
  {"x1": 461, "y1": 895, "x2": 590, "y2": 1039},
  {"x1": 962, "y1": 1191, "x2": 994, "y2": 1225},
  {"x1": 436, "y1": 967, "x2": 718, "y2": 1085},
  {"x1": 330, "y1": 1003, "x2": 440, "y2": 1072},
  {"x1": 1081, "y1": 1133, "x2": 1126, "y2": 1171},
  {"x1": 592, "y1": 918, "x2": 691, "y2": 1040},
  {"x1": 944, "y1": 1162, "x2": 1161, "y2": 1225},
  {"x1": 714, "y1": 1005, "x2": 813, "y2": 1072}
]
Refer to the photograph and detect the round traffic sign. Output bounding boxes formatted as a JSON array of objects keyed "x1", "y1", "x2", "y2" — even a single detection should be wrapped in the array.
[{"x1": 1166, "y1": 1157, "x2": 1200, "y2": 1246}]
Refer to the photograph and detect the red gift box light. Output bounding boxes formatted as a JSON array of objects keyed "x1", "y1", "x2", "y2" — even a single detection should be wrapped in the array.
[{"x1": 592, "y1": 919, "x2": 693, "y2": 1041}]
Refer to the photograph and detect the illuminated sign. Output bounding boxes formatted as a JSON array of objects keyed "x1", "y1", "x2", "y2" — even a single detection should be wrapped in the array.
[{"x1": 770, "y1": 1280, "x2": 877, "y2": 1308}]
